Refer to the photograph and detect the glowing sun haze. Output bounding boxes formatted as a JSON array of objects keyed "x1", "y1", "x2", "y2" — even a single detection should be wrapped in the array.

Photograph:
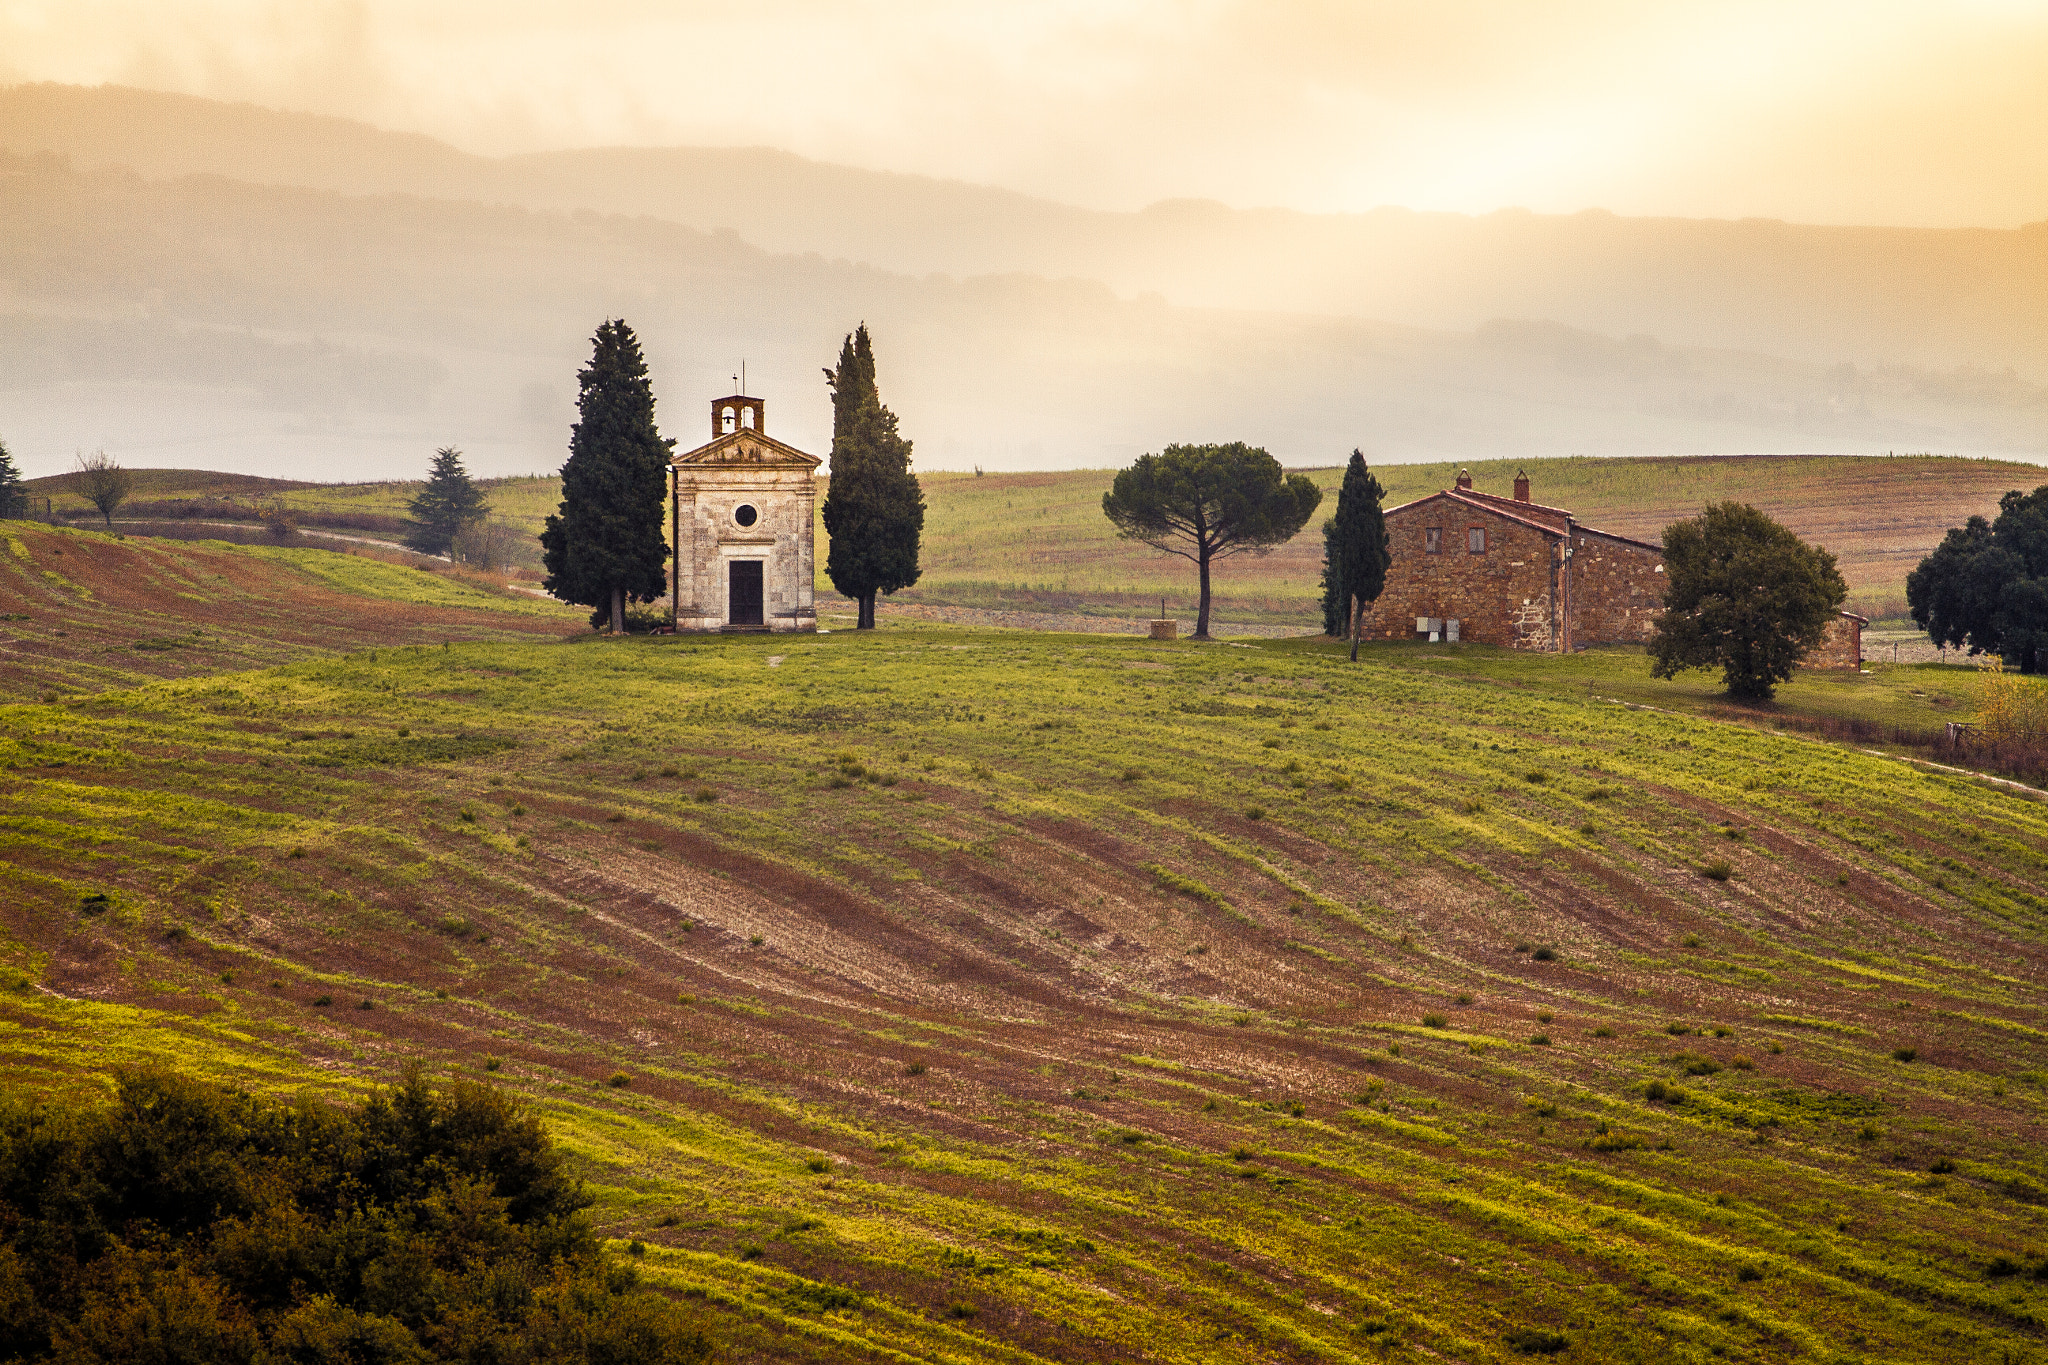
[{"x1": 2, "y1": 0, "x2": 2043, "y2": 226}]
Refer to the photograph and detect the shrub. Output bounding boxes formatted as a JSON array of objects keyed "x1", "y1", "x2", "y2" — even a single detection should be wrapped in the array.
[
  {"x1": 695, "y1": 788, "x2": 718, "y2": 803},
  {"x1": 1530, "y1": 946, "x2": 1557, "y2": 962},
  {"x1": 1892, "y1": 1047, "x2": 1918, "y2": 1062},
  {"x1": 1457, "y1": 993, "x2": 1474, "y2": 1005},
  {"x1": 1987, "y1": 1255, "x2": 2023, "y2": 1278},
  {"x1": 437, "y1": 914, "x2": 472, "y2": 938},
  {"x1": 1523, "y1": 770, "x2": 1550, "y2": 784},
  {"x1": 313, "y1": 994, "x2": 333, "y2": 1007},
  {"x1": 1730, "y1": 1054, "x2": 1756, "y2": 1070},
  {"x1": 0, "y1": 1069, "x2": 712, "y2": 1362},
  {"x1": 1245, "y1": 805, "x2": 1266, "y2": 821},
  {"x1": 904, "y1": 1062, "x2": 927, "y2": 1076},
  {"x1": 1592, "y1": 1026, "x2": 1614, "y2": 1038},
  {"x1": 748, "y1": 934, "x2": 765, "y2": 947},
  {"x1": 805, "y1": 1157, "x2": 832, "y2": 1173},
  {"x1": 1530, "y1": 1034, "x2": 1551, "y2": 1046},
  {"x1": 1681, "y1": 934, "x2": 1702, "y2": 948},
  {"x1": 1702, "y1": 860, "x2": 1733, "y2": 881},
  {"x1": 607, "y1": 1072, "x2": 632, "y2": 1088},
  {"x1": 1536, "y1": 1011, "x2": 1553, "y2": 1024},
  {"x1": 484, "y1": 1056, "x2": 501, "y2": 1071},
  {"x1": 1505, "y1": 1327, "x2": 1568, "y2": 1354},
  {"x1": 1422, "y1": 1013, "x2": 1448, "y2": 1028},
  {"x1": 356, "y1": 998, "x2": 375, "y2": 1011},
  {"x1": 1666, "y1": 1022, "x2": 1690, "y2": 1035},
  {"x1": 1856, "y1": 1124, "x2": 1881, "y2": 1143},
  {"x1": 738, "y1": 1243, "x2": 763, "y2": 1261},
  {"x1": 1736, "y1": 1264, "x2": 1763, "y2": 1282},
  {"x1": 1929, "y1": 1157, "x2": 1956, "y2": 1174}
]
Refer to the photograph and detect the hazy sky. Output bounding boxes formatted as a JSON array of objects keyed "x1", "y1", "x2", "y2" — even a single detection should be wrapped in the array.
[{"x1": 2, "y1": 0, "x2": 2044, "y2": 227}]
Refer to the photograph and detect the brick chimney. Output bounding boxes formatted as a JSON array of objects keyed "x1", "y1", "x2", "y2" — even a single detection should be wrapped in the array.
[
  {"x1": 1513, "y1": 469, "x2": 1530, "y2": 503},
  {"x1": 1455, "y1": 468, "x2": 1472, "y2": 491}
]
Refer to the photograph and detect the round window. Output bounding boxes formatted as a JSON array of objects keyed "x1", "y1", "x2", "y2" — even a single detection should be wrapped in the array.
[{"x1": 733, "y1": 504, "x2": 759, "y2": 528}]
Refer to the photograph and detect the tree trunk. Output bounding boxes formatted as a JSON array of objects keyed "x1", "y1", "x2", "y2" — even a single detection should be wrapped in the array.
[
  {"x1": 610, "y1": 586, "x2": 624, "y2": 635},
  {"x1": 1193, "y1": 553, "x2": 1213, "y2": 640},
  {"x1": 858, "y1": 590, "x2": 876, "y2": 629},
  {"x1": 100, "y1": 506, "x2": 112, "y2": 529},
  {"x1": 1349, "y1": 593, "x2": 1360, "y2": 662}
]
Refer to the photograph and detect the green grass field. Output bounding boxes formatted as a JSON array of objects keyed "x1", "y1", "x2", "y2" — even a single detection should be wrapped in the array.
[
  {"x1": 31, "y1": 452, "x2": 2044, "y2": 625},
  {"x1": 5, "y1": 597, "x2": 2046, "y2": 1361}
]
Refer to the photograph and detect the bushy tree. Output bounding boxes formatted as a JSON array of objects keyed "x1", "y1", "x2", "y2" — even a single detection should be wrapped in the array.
[
  {"x1": 73, "y1": 450, "x2": 131, "y2": 528},
  {"x1": 404, "y1": 446, "x2": 489, "y2": 556},
  {"x1": 1318, "y1": 449, "x2": 1391, "y2": 660},
  {"x1": 0, "y1": 438, "x2": 25, "y2": 518},
  {"x1": 541, "y1": 320, "x2": 674, "y2": 632},
  {"x1": 1649, "y1": 502, "x2": 1846, "y2": 701},
  {"x1": 0, "y1": 1068, "x2": 713, "y2": 1363},
  {"x1": 1909, "y1": 486, "x2": 2048, "y2": 672},
  {"x1": 821, "y1": 325, "x2": 924, "y2": 629},
  {"x1": 1103, "y1": 442, "x2": 1321, "y2": 639}
]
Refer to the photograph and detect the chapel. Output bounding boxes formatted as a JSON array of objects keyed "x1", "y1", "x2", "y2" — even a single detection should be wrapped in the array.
[{"x1": 668, "y1": 393, "x2": 820, "y2": 632}]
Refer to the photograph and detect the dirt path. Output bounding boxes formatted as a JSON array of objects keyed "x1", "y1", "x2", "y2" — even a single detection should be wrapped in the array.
[{"x1": 821, "y1": 597, "x2": 1315, "y2": 639}]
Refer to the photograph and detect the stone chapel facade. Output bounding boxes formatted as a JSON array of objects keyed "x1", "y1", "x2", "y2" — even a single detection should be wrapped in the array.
[{"x1": 669, "y1": 394, "x2": 819, "y2": 633}]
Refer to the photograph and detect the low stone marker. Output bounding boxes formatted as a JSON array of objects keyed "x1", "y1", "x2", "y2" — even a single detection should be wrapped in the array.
[{"x1": 1149, "y1": 619, "x2": 1178, "y2": 641}]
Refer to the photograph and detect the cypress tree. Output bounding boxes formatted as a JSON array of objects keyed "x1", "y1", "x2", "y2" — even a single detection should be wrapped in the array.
[
  {"x1": 1320, "y1": 449, "x2": 1392, "y2": 660},
  {"x1": 821, "y1": 325, "x2": 924, "y2": 629},
  {"x1": 0, "y1": 438, "x2": 24, "y2": 519},
  {"x1": 403, "y1": 446, "x2": 489, "y2": 556},
  {"x1": 540, "y1": 320, "x2": 674, "y2": 632}
]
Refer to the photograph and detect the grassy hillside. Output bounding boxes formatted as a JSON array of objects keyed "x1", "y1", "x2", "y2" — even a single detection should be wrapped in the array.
[
  {"x1": 0, "y1": 522, "x2": 584, "y2": 698},
  {"x1": 36, "y1": 452, "x2": 2035, "y2": 625},
  {"x1": 4, "y1": 609, "x2": 2046, "y2": 1361}
]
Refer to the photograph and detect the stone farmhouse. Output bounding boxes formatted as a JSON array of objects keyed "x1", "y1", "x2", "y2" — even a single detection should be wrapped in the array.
[
  {"x1": 1357, "y1": 469, "x2": 1865, "y2": 667},
  {"x1": 668, "y1": 394, "x2": 820, "y2": 633}
]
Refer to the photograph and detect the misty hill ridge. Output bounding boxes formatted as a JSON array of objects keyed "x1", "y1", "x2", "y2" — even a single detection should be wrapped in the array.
[{"x1": 4, "y1": 82, "x2": 2043, "y2": 380}]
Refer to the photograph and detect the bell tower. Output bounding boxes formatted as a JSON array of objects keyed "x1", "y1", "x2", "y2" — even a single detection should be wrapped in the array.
[{"x1": 713, "y1": 395, "x2": 765, "y2": 438}]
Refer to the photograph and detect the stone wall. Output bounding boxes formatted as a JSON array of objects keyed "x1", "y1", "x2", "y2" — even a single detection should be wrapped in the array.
[
  {"x1": 1802, "y1": 614, "x2": 1865, "y2": 670},
  {"x1": 1359, "y1": 499, "x2": 1560, "y2": 647},
  {"x1": 1567, "y1": 530, "x2": 1666, "y2": 646}
]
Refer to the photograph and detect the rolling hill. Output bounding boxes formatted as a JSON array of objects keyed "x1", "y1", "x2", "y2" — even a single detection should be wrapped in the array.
[
  {"x1": 1, "y1": 87, "x2": 2043, "y2": 483},
  {"x1": 0, "y1": 521, "x2": 582, "y2": 697},
  {"x1": 3, "y1": 525, "x2": 2046, "y2": 1362}
]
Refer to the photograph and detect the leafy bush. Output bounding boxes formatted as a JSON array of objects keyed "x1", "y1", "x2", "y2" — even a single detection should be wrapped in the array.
[
  {"x1": 1505, "y1": 1327, "x2": 1568, "y2": 1354},
  {"x1": 0, "y1": 1069, "x2": 710, "y2": 1362},
  {"x1": 1702, "y1": 860, "x2": 1734, "y2": 881},
  {"x1": 1530, "y1": 946, "x2": 1557, "y2": 962},
  {"x1": 1422, "y1": 1013, "x2": 1448, "y2": 1028},
  {"x1": 1892, "y1": 1047, "x2": 1918, "y2": 1062}
]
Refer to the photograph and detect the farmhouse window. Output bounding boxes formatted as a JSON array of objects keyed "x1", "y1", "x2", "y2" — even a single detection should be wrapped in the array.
[
  {"x1": 1467, "y1": 526, "x2": 1486, "y2": 554},
  {"x1": 1425, "y1": 527, "x2": 1442, "y2": 554}
]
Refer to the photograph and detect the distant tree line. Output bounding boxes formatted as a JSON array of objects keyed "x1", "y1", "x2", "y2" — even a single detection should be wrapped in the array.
[{"x1": 0, "y1": 1068, "x2": 712, "y2": 1364}]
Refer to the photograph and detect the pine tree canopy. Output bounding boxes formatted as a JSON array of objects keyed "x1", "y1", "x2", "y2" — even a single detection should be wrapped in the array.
[
  {"x1": 1319, "y1": 449, "x2": 1392, "y2": 654},
  {"x1": 820, "y1": 324, "x2": 924, "y2": 629},
  {"x1": 403, "y1": 446, "x2": 489, "y2": 555},
  {"x1": 540, "y1": 319, "x2": 674, "y2": 630},
  {"x1": 1102, "y1": 442, "x2": 1321, "y2": 639},
  {"x1": 1649, "y1": 501, "x2": 1846, "y2": 700}
]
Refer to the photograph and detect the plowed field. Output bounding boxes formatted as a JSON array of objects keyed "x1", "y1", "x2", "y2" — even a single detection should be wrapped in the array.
[
  {"x1": 5, "y1": 592, "x2": 2046, "y2": 1361},
  {"x1": 0, "y1": 522, "x2": 583, "y2": 698}
]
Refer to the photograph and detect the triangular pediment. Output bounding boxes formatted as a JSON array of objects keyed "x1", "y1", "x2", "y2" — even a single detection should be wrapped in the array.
[{"x1": 671, "y1": 431, "x2": 821, "y2": 469}]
